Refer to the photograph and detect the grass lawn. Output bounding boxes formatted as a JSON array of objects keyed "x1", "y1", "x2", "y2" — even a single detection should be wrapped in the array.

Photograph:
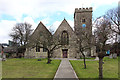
[
  {"x1": 80, "y1": 57, "x2": 95, "y2": 60},
  {"x1": 70, "y1": 57, "x2": 118, "y2": 78},
  {"x1": 2, "y1": 58, "x2": 61, "y2": 78}
]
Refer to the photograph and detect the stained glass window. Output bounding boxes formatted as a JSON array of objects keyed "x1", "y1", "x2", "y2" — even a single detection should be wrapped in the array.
[{"x1": 61, "y1": 31, "x2": 69, "y2": 45}]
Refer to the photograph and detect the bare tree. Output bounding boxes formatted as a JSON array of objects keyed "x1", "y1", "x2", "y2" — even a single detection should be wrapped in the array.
[
  {"x1": 94, "y1": 17, "x2": 112, "y2": 78},
  {"x1": 76, "y1": 26, "x2": 94, "y2": 69},
  {"x1": 105, "y1": 6, "x2": 120, "y2": 57},
  {"x1": 27, "y1": 28, "x2": 61, "y2": 64},
  {"x1": 10, "y1": 22, "x2": 33, "y2": 46},
  {"x1": 106, "y1": 7, "x2": 120, "y2": 36}
]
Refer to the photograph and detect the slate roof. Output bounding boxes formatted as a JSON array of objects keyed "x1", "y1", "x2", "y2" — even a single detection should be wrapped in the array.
[{"x1": 0, "y1": 46, "x2": 17, "y2": 53}]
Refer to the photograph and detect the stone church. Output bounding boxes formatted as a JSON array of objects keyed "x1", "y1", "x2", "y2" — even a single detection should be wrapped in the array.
[{"x1": 24, "y1": 7, "x2": 96, "y2": 58}]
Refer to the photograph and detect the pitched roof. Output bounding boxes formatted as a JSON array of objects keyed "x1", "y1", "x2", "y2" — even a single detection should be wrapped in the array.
[
  {"x1": 28, "y1": 21, "x2": 52, "y2": 46},
  {"x1": 0, "y1": 46, "x2": 17, "y2": 53},
  {"x1": 54, "y1": 18, "x2": 74, "y2": 35},
  {"x1": 31, "y1": 21, "x2": 51, "y2": 37}
]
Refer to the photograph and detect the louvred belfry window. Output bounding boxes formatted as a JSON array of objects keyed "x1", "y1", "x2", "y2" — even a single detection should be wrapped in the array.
[{"x1": 82, "y1": 18, "x2": 86, "y2": 23}]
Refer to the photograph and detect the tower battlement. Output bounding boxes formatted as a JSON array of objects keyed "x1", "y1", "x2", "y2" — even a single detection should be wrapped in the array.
[{"x1": 75, "y1": 7, "x2": 92, "y2": 12}]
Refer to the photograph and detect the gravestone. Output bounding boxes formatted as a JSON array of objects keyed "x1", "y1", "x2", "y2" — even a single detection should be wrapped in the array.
[
  {"x1": 113, "y1": 53, "x2": 117, "y2": 59},
  {"x1": 2, "y1": 54, "x2": 6, "y2": 61},
  {"x1": 95, "y1": 57, "x2": 99, "y2": 60},
  {"x1": 38, "y1": 59, "x2": 41, "y2": 61},
  {"x1": 109, "y1": 54, "x2": 113, "y2": 59}
]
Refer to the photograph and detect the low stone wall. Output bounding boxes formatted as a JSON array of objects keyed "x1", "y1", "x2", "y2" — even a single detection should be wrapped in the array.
[{"x1": 24, "y1": 47, "x2": 47, "y2": 58}]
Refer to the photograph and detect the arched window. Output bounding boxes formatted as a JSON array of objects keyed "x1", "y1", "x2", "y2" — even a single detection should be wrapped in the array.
[{"x1": 61, "y1": 31, "x2": 69, "y2": 45}]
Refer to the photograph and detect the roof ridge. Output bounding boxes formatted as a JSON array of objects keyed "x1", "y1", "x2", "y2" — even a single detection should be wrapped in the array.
[
  {"x1": 53, "y1": 18, "x2": 74, "y2": 35},
  {"x1": 30, "y1": 21, "x2": 51, "y2": 37},
  {"x1": 39, "y1": 21, "x2": 51, "y2": 34}
]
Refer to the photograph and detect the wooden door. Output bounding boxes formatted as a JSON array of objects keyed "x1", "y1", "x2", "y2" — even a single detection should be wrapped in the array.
[{"x1": 62, "y1": 50, "x2": 68, "y2": 58}]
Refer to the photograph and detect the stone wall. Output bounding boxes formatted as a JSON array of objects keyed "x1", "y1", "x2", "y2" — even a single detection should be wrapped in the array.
[
  {"x1": 24, "y1": 7, "x2": 96, "y2": 59},
  {"x1": 24, "y1": 47, "x2": 47, "y2": 58}
]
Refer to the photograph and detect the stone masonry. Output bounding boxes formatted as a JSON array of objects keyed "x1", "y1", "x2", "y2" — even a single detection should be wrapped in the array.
[{"x1": 24, "y1": 7, "x2": 96, "y2": 58}]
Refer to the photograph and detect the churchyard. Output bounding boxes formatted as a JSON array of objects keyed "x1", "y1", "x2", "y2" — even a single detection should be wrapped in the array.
[
  {"x1": 1, "y1": 57, "x2": 119, "y2": 79},
  {"x1": 70, "y1": 57, "x2": 118, "y2": 78},
  {"x1": 2, "y1": 58, "x2": 60, "y2": 78}
]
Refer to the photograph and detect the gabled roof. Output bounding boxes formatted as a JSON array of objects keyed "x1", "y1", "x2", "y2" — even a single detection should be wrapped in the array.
[
  {"x1": 53, "y1": 18, "x2": 78, "y2": 45},
  {"x1": 0, "y1": 46, "x2": 17, "y2": 53},
  {"x1": 28, "y1": 21, "x2": 52, "y2": 44},
  {"x1": 54, "y1": 18, "x2": 74, "y2": 36},
  {"x1": 31, "y1": 21, "x2": 51, "y2": 37}
]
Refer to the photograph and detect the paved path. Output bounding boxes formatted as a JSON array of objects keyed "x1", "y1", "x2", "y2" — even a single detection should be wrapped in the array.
[
  {"x1": 53, "y1": 58, "x2": 79, "y2": 80},
  {"x1": 53, "y1": 58, "x2": 97, "y2": 61}
]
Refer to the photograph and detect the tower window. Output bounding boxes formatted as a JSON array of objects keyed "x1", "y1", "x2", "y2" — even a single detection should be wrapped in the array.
[{"x1": 82, "y1": 19, "x2": 86, "y2": 23}]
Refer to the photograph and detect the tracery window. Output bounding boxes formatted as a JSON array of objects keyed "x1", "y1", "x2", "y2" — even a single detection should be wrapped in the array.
[{"x1": 61, "y1": 31, "x2": 69, "y2": 45}]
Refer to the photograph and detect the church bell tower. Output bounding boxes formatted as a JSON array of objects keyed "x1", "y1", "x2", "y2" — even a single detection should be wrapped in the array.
[
  {"x1": 74, "y1": 7, "x2": 93, "y2": 36},
  {"x1": 74, "y1": 7, "x2": 93, "y2": 57}
]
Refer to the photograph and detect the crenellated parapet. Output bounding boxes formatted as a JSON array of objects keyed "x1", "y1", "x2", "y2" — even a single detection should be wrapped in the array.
[{"x1": 75, "y1": 7, "x2": 93, "y2": 12}]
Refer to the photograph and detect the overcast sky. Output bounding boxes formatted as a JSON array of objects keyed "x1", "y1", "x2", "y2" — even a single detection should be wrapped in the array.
[{"x1": 0, "y1": 0, "x2": 119, "y2": 43}]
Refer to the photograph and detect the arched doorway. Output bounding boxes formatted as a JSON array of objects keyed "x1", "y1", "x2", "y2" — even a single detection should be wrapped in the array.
[{"x1": 62, "y1": 49, "x2": 68, "y2": 58}]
